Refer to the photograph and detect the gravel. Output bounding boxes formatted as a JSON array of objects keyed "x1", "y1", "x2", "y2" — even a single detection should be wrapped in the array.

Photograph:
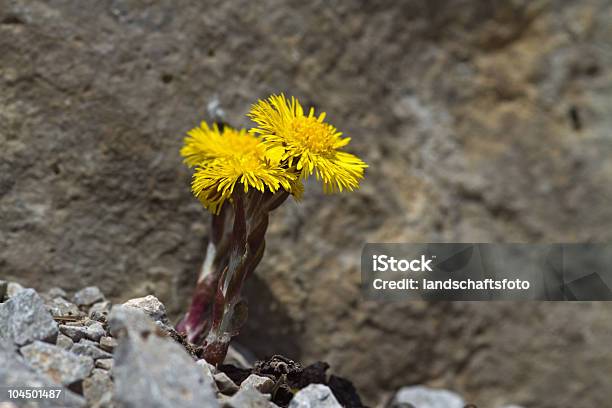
[{"x1": 0, "y1": 283, "x2": 477, "y2": 408}]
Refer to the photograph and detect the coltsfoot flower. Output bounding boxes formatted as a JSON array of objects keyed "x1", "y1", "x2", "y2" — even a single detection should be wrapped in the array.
[
  {"x1": 183, "y1": 123, "x2": 297, "y2": 214},
  {"x1": 248, "y1": 94, "x2": 368, "y2": 193},
  {"x1": 180, "y1": 122, "x2": 260, "y2": 168},
  {"x1": 178, "y1": 95, "x2": 367, "y2": 364}
]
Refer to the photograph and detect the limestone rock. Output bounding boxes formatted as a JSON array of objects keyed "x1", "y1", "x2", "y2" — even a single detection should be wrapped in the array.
[
  {"x1": 123, "y1": 295, "x2": 168, "y2": 324},
  {"x1": 112, "y1": 307, "x2": 218, "y2": 408},
  {"x1": 72, "y1": 339, "x2": 113, "y2": 360},
  {"x1": 289, "y1": 384, "x2": 342, "y2": 408},
  {"x1": 60, "y1": 321, "x2": 106, "y2": 342},
  {"x1": 389, "y1": 386, "x2": 465, "y2": 408},
  {"x1": 223, "y1": 388, "x2": 279, "y2": 408},
  {"x1": 20, "y1": 341, "x2": 94, "y2": 386},
  {"x1": 83, "y1": 368, "x2": 113, "y2": 406},
  {"x1": 6, "y1": 282, "x2": 25, "y2": 299},
  {"x1": 46, "y1": 297, "x2": 82, "y2": 318},
  {"x1": 214, "y1": 372, "x2": 239, "y2": 395},
  {"x1": 73, "y1": 287, "x2": 105, "y2": 307},
  {"x1": 240, "y1": 374, "x2": 275, "y2": 394},
  {"x1": 0, "y1": 288, "x2": 58, "y2": 346},
  {"x1": 99, "y1": 336, "x2": 118, "y2": 353},
  {"x1": 0, "y1": 351, "x2": 86, "y2": 407}
]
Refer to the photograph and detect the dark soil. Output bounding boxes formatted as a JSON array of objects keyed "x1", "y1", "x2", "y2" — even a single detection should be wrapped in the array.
[{"x1": 218, "y1": 354, "x2": 367, "y2": 407}]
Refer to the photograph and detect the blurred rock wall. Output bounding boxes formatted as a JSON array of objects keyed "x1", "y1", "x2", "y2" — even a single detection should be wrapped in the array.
[{"x1": 1, "y1": 0, "x2": 612, "y2": 407}]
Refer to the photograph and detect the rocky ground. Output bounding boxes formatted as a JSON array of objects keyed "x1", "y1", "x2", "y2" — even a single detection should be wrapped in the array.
[{"x1": 1, "y1": 281, "x2": 524, "y2": 408}]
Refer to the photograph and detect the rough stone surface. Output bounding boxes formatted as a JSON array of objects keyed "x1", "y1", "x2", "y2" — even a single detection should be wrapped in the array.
[
  {"x1": 223, "y1": 388, "x2": 278, "y2": 408},
  {"x1": 60, "y1": 321, "x2": 106, "y2": 342},
  {"x1": 89, "y1": 300, "x2": 113, "y2": 322},
  {"x1": 73, "y1": 287, "x2": 105, "y2": 307},
  {"x1": 389, "y1": 386, "x2": 465, "y2": 408},
  {"x1": 72, "y1": 339, "x2": 113, "y2": 360},
  {"x1": 83, "y1": 368, "x2": 113, "y2": 407},
  {"x1": 95, "y1": 358, "x2": 114, "y2": 371},
  {"x1": 56, "y1": 333, "x2": 75, "y2": 350},
  {"x1": 46, "y1": 297, "x2": 82, "y2": 318},
  {"x1": 123, "y1": 295, "x2": 168, "y2": 324},
  {"x1": 99, "y1": 336, "x2": 118, "y2": 352},
  {"x1": 0, "y1": 288, "x2": 58, "y2": 346},
  {"x1": 215, "y1": 372, "x2": 240, "y2": 395},
  {"x1": 112, "y1": 306, "x2": 218, "y2": 408},
  {"x1": 289, "y1": 384, "x2": 342, "y2": 408},
  {"x1": 6, "y1": 282, "x2": 25, "y2": 299},
  {"x1": 20, "y1": 341, "x2": 94, "y2": 386},
  {"x1": 241, "y1": 374, "x2": 275, "y2": 394},
  {"x1": 46, "y1": 287, "x2": 68, "y2": 299},
  {"x1": 196, "y1": 359, "x2": 219, "y2": 392},
  {"x1": 0, "y1": 347, "x2": 86, "y2": 407},
  {"x1": 2, "y1": 2, "x2": 612, "y2": 407}
]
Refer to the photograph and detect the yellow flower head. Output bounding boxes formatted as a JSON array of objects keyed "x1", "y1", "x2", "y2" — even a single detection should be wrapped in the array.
[
  {"x1": 248, "y1": 94, "x2": 367, "y2": 193},
  {"x1": 182, "y1": 122, "x2": 298, "y2": 214},
  {"x1": 181, "y1": 122, "x2": 260, "y2": 168}
]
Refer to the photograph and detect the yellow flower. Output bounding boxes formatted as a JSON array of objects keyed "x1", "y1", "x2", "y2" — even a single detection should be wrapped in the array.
[
  {"x1": 180, "y1": 122, "x2": 260, "y2": 168},
  {"x1": 248, "y1": 94, "x2": 367, "y2": 193},
  {"x1": 185, "y1": 122, "x2": 298, "y2": 214}
]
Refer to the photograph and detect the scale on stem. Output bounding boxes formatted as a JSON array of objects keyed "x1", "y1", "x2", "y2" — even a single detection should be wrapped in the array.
[{"x1": 176, "y1": 94, "x2": 368, "y2": 364}]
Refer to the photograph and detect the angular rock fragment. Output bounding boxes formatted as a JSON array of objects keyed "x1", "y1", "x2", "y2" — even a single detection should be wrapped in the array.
[
  {"x1": 83, "y1": 368, "x2": 113, "y2": 406},
  {"x1": 95, "y1": 358, "x2": 114, "y2": 371},
  {"x1": 196, "y1": 359, "x2": 219, "y2": 392},
  {"x1": 99, "y1": 336, "x2": 118, "y2": 352},
  {"x1": 240, "y1": 374, "x2": 275, "y2": 394},
  {"x1": 0, "y1": 288, "x2": 58, "y2": 346},
  {"x1": 215, "y1": 372, "x2": 240, "y2": 395},
  {"x1": 110, "y1": 306, "x2": 218, "y2": 408},
  {"x1": 72, "y1": 339, "x2": 113, "y2": 360},
  {"x1": 289, "y1": 384, "x2": 342, "y2": 408},
  {"x1": 108, "y1": 304, "x2": 157, "y2": 337},
  {"x1": 89, "y1": 300, "x2": 112, "y2": 321},
  {"x1": 47, "y1": 287, "x2": 68, "y2": 299},
  {"x1": 73, "y1": 286, "x2": 105, "y2": 307},
  {"x1": 46, "y1": 297, "x2": 82, "y2": 318},
  {"x1": 123, "y1": 294, "x2": 168, "y2": 324},
  {"x1": 6, "y1": 281, "x2": 25, "y2": 298},
  {"x1": 56, "y1": 333, "x2": 75, "y2": 350},
  {"x1": 389, "y1": 386, "x2": 465, "y2": 408},
  {"x1": 223, "y1": 388, "x2": 279, "y2": 408},
  {"x1": 60, "y1": 321, "x2": 106, "y2": 342},
  {"x1": 20, "y1": 341, "x2": 94, "y2": 386}
]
